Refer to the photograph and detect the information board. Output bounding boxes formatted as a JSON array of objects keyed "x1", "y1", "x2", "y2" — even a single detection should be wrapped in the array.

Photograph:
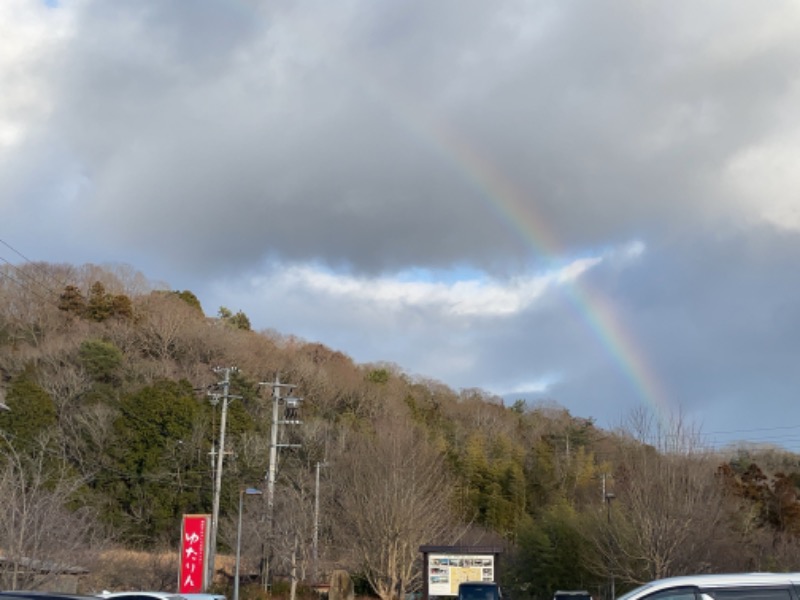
[{"x1": 427, "y1": 553, "x2": 495, "y2": 597}]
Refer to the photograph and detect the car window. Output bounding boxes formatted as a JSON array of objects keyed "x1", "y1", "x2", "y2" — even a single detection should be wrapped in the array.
[
  {"x1": 641, "y1": 586, "x2": 698, "y2": 600},
  {"x1": 705, "y1": 589, "x2": 793, "y2": 600},
  {"x1": 459, "y1": 585, "x2": 500, "y2": 600}
]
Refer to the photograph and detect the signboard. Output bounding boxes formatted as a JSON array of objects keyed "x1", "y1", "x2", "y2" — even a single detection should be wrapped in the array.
[
  {"x1": 427, "y1": 553, "x2": 495, "y2": 597},
  {"x1": 179, "y1": 514, "x2": 210, "y2": 593}
]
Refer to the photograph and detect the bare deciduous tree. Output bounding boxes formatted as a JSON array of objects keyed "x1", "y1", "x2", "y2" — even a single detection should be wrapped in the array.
[
  {"x1": 331, "y1": 416, "x2": 465, "y2": 600},
  {"x1": 133, "y1": 293, "x2": 202, "y2": 362},
  {"x1": 0, "y1": 432, "x2": 109, "y2": 590},
  {"x1": 585, "y1": 408, "x2": 727, "y2": 587}
]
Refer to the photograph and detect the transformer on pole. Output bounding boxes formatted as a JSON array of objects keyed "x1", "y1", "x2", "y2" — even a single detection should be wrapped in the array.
[{"x1": 258, "y1": 374, "x2": 302, "y2": 591}]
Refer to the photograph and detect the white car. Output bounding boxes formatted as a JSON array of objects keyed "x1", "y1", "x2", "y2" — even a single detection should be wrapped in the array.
[{"x1": 618, "y1": 573, "x2": 800, "y2": 600}]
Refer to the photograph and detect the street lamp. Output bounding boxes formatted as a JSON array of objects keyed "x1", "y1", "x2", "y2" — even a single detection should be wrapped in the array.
[
  {"x1": 235, "y1": 487, "x2": 263, "y2": 600},
  {"x1": 605, "y1": 493, "x2": 616, "y2": 600}
]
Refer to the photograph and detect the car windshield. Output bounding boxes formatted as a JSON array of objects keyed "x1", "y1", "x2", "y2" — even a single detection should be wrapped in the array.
[
  {"x1": 460, "y1": 586, "x2": 499, "y2": 600},
  {"x1": 617, "y1": 583, "x2": 658, "y2": 600}
]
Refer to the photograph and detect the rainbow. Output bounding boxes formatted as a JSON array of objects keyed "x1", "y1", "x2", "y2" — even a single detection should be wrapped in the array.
[
  {"x1": 359, "y1": 77, "x2": 674, "y2": 422},
  {"x1": 215, "y1": 7, "x2": 674, "y2": 422}
]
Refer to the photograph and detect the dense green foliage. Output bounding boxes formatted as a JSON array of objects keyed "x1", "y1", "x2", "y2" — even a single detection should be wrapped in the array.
[
  {"x1": 4, "y1": 369, "x2": 57, "y2": 452},
  {"x1": 104, "y1": 380, "x2": 206, "y2": 542}
]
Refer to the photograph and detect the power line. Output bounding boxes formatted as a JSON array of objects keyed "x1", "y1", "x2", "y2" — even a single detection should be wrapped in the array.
[
  {"x1": 704, "y1": 423, "x2": 800, "y2": 436},
  {"x1": 0, "y1": 265, "x2": 58, "y2": 306},
  {"x1": 0, "y1": 237, "x2": 68, "y2": 305},
  {"x1": 0, "y1": 256, "x2": 62, "y2": 300},
  {"x1": 0, "y1": 237, "x2": 37, "y2": 264}
]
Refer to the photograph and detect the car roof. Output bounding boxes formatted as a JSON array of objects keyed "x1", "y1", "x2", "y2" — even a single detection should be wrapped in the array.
[
  {"x1": 620, "y1": 573, "x2": 800, "y2": 600},
  {"x1": 0, "y1": 594, "x2": 97, "y2": 600},
  {"x1": 97, "y1": 593, "x2": 184, "y2": 600}
]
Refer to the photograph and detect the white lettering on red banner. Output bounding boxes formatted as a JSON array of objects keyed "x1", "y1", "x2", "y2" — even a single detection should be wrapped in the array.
[{"x1": 179, "y1": 514, "x2": 209, "y2": 593}]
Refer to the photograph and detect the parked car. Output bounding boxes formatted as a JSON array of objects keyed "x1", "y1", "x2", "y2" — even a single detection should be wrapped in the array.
[
  {"x1": 96, "y1": 592, "x2": 185, "y2": 600},
  {"x1": 0, "y1": 593, "x2": 97, "y2": 600},
  {"x1": 181, "y1": 595, "x2": 226, "y2": 600},
  {"x1": 617, "y1": 572, "x2": 800, "y2": 600},
  {"x1": 458, "y1": 581, "x2": 502, "y2": 600}
]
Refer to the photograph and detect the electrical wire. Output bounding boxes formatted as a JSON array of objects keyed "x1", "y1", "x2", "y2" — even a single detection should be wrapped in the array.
[{"x1": 0, "y1": 237, "x2": 68, "y2": 308}]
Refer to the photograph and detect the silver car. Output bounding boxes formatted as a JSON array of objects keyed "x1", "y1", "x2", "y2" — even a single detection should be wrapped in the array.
[{"x1": 618, "y1": 573, "x2": 800, "y2": 600}]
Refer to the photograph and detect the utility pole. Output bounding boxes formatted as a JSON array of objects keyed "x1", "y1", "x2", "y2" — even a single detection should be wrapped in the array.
[
  {"x1": 312, "y1": 460, "x2": 327, "y2": 584},
  {"x1": 207, "y1": 366, "x2": 240, "y2": 590},
  {"x1": 258, "y1": 374, "x2": 302, "y2": 592},
  {"x1": 602, "y1": 472, "x2": 606, "y2": 502},
  {"x1": 605, "y1": 491, "x2": 616, "y2": 600}
]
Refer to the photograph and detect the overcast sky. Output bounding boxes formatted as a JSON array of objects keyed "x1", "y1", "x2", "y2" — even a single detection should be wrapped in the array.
[{"x1": 3, "y1": 0, "x2": 800, "y2": 449}]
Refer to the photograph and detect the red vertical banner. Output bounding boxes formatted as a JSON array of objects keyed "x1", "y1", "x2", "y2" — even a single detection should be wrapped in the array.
[{"x1": 179, "y1": 514, "x2": 210, "y2": 593}]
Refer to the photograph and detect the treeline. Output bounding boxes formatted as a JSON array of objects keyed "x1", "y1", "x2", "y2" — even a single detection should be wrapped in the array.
[{"x1": 1, "y1": 262, "x2": 800, "y2": 600}]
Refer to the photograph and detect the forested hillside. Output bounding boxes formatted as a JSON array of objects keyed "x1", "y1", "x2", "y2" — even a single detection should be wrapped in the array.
[{"x1": 2, "y1": 263, "x2": 800, "y2": 600}]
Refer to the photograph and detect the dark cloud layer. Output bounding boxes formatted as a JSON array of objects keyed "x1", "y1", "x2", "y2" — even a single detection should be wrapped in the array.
[
  {"x1": 3, "y1": 0, "x2": 800, "y2": 447},
  {"x1": 25, "y1": 0, "x2": 796, "y2": 273}
]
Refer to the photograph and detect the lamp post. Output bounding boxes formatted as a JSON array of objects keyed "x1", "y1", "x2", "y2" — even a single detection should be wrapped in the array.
[
  {"x1": 605, "y1": 492, "x2": 616, "y2": 600},
  {"x1": 235, "y1": 487, "x2": 263, "y2": 600}
]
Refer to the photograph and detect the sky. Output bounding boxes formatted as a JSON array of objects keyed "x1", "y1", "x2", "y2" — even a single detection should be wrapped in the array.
[{"x1": 3, "y1": 0, "x2": 800, "y2": 450}]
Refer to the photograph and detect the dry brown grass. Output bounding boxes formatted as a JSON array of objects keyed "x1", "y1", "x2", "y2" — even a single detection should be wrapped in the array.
[{"x1": 81, "y1": 548, "x2": 236, "y2": 594}]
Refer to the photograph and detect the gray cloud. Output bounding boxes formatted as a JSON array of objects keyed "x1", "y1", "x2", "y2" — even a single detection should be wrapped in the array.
[{"x1": 4, "y1": 0, "x2": 800, "y2": 446}]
